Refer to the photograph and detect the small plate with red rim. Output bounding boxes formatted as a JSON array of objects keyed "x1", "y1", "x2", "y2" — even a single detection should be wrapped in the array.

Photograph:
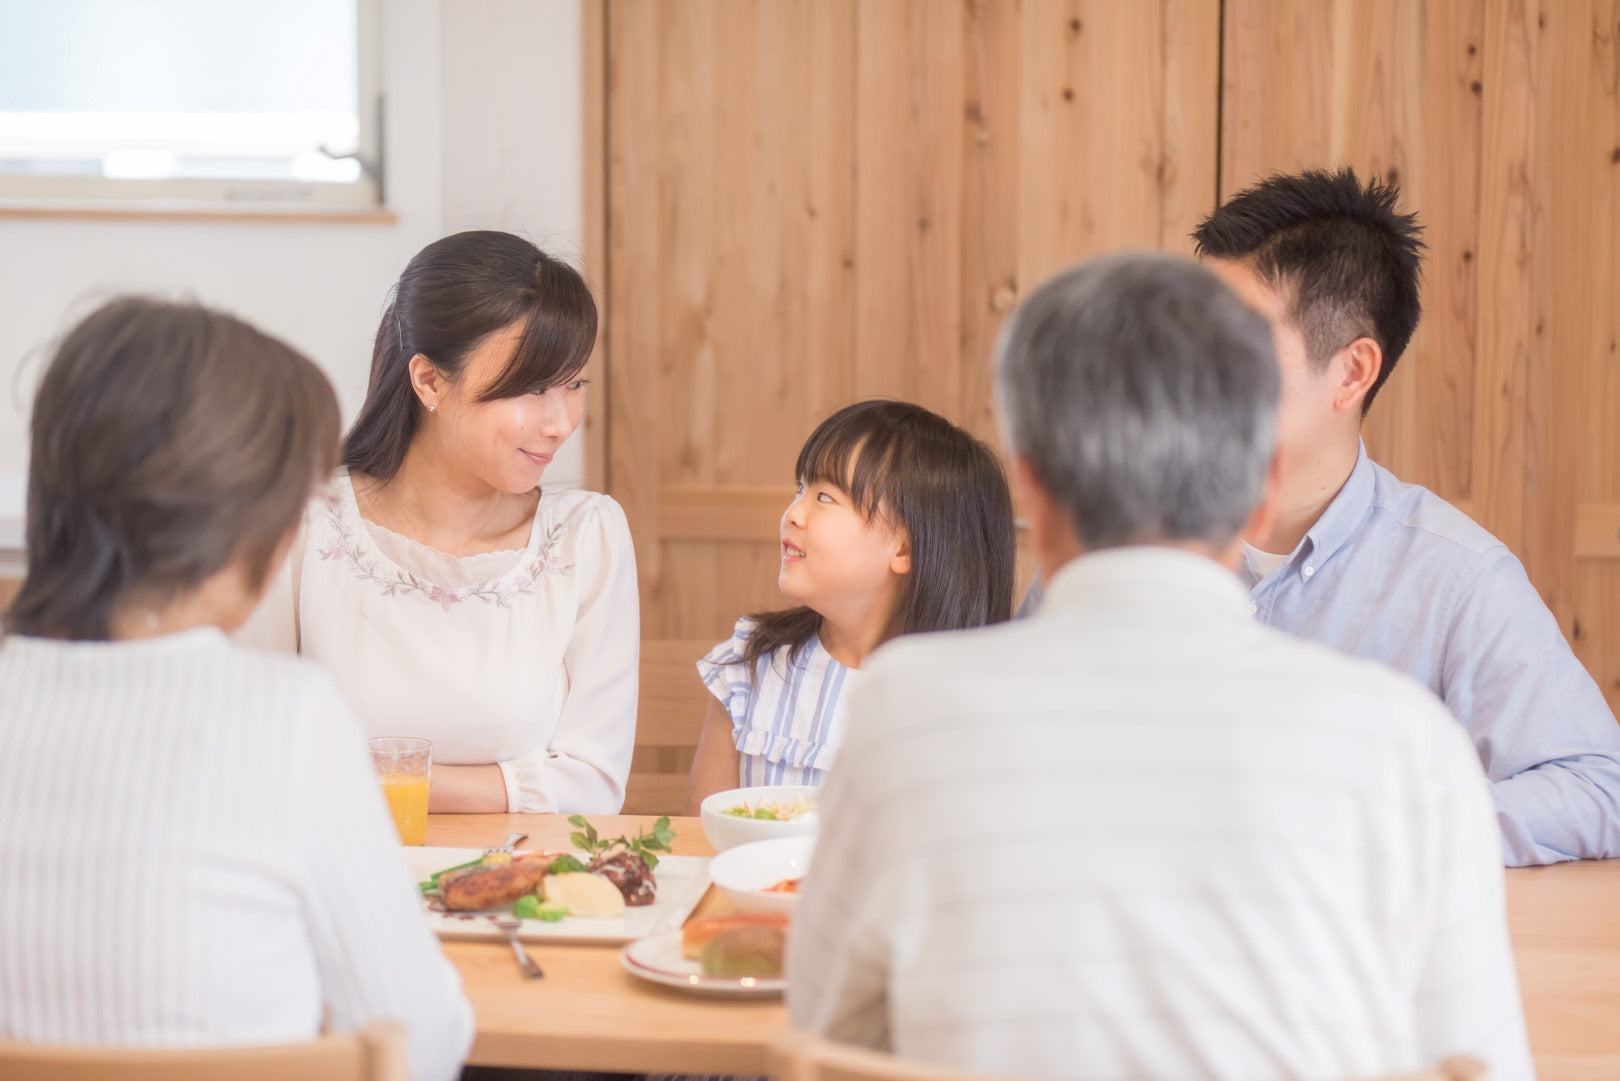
[{"x1": 619, "y1": 931, "x2": 785, "y2": 998}]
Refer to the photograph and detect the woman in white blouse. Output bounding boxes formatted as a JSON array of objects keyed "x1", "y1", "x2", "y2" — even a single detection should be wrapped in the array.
[
  {"x1": 243, "y1": 231, "x2": 639, "y2": 814},
  {"x1": 0, "y1": 298, "x2": 472, "y2": 1081}
]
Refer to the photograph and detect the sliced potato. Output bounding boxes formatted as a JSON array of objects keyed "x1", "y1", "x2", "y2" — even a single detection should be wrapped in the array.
[{"x1": 543, "y1": 872, "x2": 626, "y2": 918}]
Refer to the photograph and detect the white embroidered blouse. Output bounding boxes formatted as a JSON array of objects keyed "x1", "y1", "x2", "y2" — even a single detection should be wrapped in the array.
[{"x1": 239, "y1": 471, "x2": 640, "y2": 813}]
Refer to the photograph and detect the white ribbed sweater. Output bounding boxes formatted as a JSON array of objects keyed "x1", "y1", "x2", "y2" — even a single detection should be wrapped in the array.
[{"x1": 0, "y1": 628, "x2": 473, "y2": 1081}]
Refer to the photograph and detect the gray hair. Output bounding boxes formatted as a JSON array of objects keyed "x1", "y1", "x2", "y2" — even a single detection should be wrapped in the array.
[{"x1": 994, "y1": 251, "x2": 1280, "y2": 550}]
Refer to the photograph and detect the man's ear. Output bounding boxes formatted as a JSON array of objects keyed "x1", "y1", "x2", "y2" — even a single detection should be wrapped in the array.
[
  {"x1": 1334, "y1": 337, "x2": 1382, "y2": 414},
  {"x1": 1013, "y1": 455, "x2": 1082, "y2": 581}
]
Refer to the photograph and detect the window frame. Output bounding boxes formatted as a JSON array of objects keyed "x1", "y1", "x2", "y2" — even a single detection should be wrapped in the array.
[{"x1": 0, "y1": 0, "x2": 384, "y2": 211}]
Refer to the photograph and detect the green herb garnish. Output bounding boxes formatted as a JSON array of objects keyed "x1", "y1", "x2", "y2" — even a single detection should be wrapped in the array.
[{"x1": 566, "y1": 814, "x2": 676, "y2": 870}]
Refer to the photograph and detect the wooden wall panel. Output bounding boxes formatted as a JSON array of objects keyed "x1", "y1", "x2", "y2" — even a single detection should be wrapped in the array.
[{"x1": 605, "y1": 0, "x2": 1220, "y2": 640}]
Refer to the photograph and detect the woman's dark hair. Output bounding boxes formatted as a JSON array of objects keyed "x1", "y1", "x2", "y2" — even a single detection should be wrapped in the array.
[
  {"x1": 343, "y1": 230, "x2": 598, "y2": 481},
  {"x1": 6, "y1": 297, "x2": 341, "y2": 641},
  {"x1": 742, "y1": 399, "x2": 1016, "y2": 671}
]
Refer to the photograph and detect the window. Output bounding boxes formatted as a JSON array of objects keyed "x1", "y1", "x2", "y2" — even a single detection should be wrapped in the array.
[{"x1": 0, "y1": 0, "x2": 381, "y2": 207}]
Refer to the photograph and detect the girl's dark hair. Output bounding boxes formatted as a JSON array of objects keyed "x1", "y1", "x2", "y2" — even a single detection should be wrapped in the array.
[
  {"x1": 6, "y1": 297, "x2": 341, "y2": 641},
  {"x1": 742, "y1": 399, "x2": 1016, "y2": 671},
  {"x1": 343, "y1": 230, "x2": 598, "y2": 481}
]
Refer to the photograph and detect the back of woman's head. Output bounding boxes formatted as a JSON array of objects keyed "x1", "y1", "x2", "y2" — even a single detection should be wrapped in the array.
[
  {"x1": 744, "y1": 399, "x2": 1016, "y2": 668},
  {"x1": 344, "y1": 230, "x2": 598, "y2": 480},
  {"x1": 6, "y1": 297, "x2": 341, "y2": 641}
]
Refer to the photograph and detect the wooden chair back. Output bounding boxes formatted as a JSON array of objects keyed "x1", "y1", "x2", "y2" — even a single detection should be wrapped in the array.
[
  {"x1": 622, "y1": 637, "x2": 714, "y2": 815},
  {"x1": 767, "y1": 1030, "x2": 1488, "y2": 1081},
  {"x1": 0, "y1": 1021, "x2": 408, "y2": 1081}
]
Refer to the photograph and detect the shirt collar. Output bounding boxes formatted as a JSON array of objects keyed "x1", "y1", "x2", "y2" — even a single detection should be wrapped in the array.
[
  {"x1": 1042, "y1": 545, "x2": 1252, "y2": 624},
  {"x1": 1299, "y1": 439, "x2": 1376, "y2": 571}
]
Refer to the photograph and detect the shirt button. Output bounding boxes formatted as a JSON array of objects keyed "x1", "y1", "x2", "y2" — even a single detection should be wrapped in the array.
[
  {"x1": 1302, "y1": 565, "x2": 1315, "y2": 578},
  {"x1": 1247, "y1": 603, "x2": 1258, "y2": 616}
]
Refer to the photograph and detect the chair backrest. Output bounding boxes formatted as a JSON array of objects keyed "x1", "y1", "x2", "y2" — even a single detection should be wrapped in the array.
[
  {"x1": 622, "y1": 636, "x2": 714, "y2": 816},
  {"x1": 768, "y1": 1030, "x2": 1026, "y2": 1081},
  {"x1": 767, "y1": 1030, "x2": 1488, "y2": 1081},
  {"x1": 0, "y1": 1021, "x2": 408, "y2": 1081}
]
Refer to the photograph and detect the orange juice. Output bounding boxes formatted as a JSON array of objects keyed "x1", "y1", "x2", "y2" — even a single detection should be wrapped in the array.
[{"x1": 380, "y1": 772, "x2": 430, "y2": 845}]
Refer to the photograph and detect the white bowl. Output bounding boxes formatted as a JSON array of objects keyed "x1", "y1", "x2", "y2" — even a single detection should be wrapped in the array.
[
  {"x1": 699, "y1": 784, "x2": 821, "y2": 852},
  {"x1": 707, "y1": 836, "x2": 815, "y2": 917}
]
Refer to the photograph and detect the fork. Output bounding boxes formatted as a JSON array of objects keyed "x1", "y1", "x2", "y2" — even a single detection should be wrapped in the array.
[
  {"x1": 492, "y1": 916, "x2": 544, "y2": 979},
  {"x1": 485, "y1": 831, "x2": 527, "y2": 857}
]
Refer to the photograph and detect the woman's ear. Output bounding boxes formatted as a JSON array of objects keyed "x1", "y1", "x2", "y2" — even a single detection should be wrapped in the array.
[{"x1": 407, "y1": 353, "x2": 445, "y2": 412}]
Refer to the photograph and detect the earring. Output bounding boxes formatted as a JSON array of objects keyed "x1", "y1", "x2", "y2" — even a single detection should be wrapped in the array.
[{"x1": 427, "y1": 404, "x2": 437, "y2": 414}]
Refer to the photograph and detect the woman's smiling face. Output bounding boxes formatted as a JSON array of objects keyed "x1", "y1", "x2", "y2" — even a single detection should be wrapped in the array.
[{"x1": 427, "y1": 321, "x2": 587, "y2": 494}]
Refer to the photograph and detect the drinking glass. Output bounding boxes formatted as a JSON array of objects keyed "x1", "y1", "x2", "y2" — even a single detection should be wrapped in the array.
[{"x1": 369, "y1": 736, "x2": 431, "y2": 845}]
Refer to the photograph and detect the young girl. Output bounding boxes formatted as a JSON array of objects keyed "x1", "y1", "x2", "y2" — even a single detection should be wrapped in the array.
[{"x1": 684, "y1": 399, "x2": 1015, "y2": 809}]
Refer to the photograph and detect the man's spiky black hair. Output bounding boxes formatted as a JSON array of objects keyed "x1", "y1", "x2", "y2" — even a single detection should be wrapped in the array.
[{"x1": 1193, "y1": 167, "x2": 1425, "y2": 414}]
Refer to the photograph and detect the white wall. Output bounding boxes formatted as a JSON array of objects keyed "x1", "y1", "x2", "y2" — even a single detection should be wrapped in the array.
[
  {"x1": 0, "y1": 0, "x2": 586, "y2": 571},
  {"x1": 439, "y1": 0, "x2": 587, "y2": 487}
]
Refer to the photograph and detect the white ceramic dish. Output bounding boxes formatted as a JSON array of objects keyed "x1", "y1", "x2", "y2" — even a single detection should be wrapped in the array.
[
  {"x1": 405, "y1": 847, "x2": 711, "y2": 945},
  {"x1": 619, "y1": 931, "x2": 785, "y2": 997},
  {"x1": 699, "y1": 784, "x2": 820, "y2": 852},
  {"x1": 706, "y1": 835, "x2": 814, "y2": 917}
]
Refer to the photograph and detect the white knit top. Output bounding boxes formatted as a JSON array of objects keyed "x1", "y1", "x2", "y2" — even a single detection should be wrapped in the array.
[{"x1": 0, "y1": 628, "x2": 473, "y2": 1081}]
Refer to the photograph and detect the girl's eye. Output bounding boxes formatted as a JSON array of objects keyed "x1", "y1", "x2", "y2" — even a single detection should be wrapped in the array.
[
  {"x1": 568, "y1": 379, "x2": 590, "y2": 392},
  {"x1": 817, "y1": 492, "x2": 835, "y2": 504}
]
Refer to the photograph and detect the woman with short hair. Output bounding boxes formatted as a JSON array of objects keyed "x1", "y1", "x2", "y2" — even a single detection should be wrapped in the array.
[{"x1": 0, "y1": 297, "x2": 473, "y2": 1081}]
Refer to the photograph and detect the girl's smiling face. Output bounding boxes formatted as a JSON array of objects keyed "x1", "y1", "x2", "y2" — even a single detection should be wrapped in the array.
[{"x1": 778, "y1": 471, "x2": 910, "y2": 628}]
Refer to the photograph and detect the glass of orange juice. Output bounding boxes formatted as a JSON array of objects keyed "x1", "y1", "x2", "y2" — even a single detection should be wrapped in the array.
[{"x1": 369, "y1": 737, "x2": 431, "y2": 845}]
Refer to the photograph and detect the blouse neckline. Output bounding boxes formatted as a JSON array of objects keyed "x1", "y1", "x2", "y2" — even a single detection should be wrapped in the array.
[{"x1": 333, "y1": 471, "x2": 551, "y2": 592}]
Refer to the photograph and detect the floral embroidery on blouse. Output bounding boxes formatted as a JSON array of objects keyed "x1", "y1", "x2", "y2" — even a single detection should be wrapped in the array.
[{"x1": 317, "y1": 494, "x2": 573, "y2": 610}]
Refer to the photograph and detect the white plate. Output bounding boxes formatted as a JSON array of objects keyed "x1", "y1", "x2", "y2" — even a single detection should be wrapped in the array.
[
  {"x1": 405, "y1": 847, "x2": 711, "y2": 945},
  {"x1": 619, "y1": 931, "x2": 785, "y2": 997}
]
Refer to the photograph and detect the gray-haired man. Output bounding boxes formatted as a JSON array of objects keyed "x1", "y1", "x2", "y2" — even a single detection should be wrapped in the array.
[{"x1": 787, "y1": 253, "x2": 1532, "y2": 1081}]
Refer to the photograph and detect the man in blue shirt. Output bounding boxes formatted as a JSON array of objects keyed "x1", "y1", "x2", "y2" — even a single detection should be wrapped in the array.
[
  {"x1": 1195, "y1": 168, "x2": 1620, "y2": 864},
  {"x1": 1022, "y1": 169, "x2": 1620, "y2": 864}
]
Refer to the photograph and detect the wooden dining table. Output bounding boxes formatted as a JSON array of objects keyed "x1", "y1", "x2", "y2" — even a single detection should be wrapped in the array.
[{"x1": 425, "y1": 814, "x2": 1620, "y2": 1079}]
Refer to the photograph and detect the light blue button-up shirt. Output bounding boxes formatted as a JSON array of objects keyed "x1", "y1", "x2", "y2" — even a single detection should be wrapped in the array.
[{"x1": 1238, "y1": 443, "x2": 1620, "y2": 865}]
